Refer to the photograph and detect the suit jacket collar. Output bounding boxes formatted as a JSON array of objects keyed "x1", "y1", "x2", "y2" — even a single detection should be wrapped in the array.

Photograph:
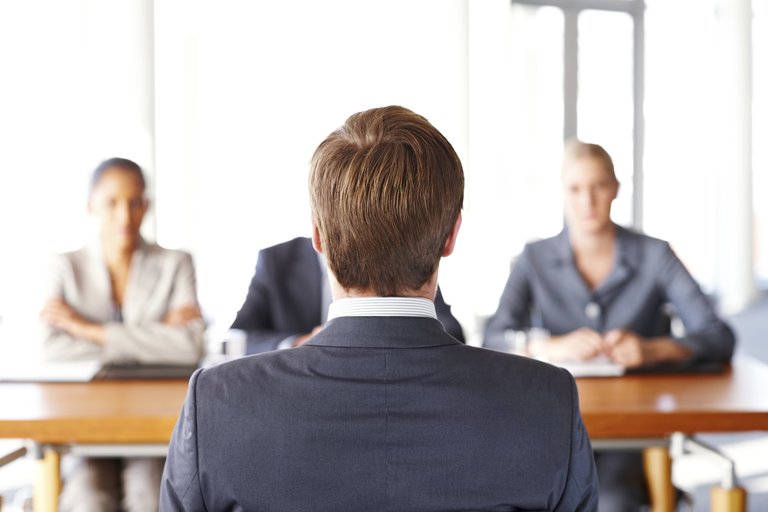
[
  {"x1": 305, "y1": 316, "x2": 460, "y2": 349},
  {"x1": 83, "y1": 238, "x2": 157, "y2": 318},
  {"x1": 82, "y1": 240, "x2": 113, "y2": 313},
  {"x1": 606, "y1": 226, "x2": 642, "y2": 293},
  {"x1": 293, "y1": 237, "x2": 324, "y2": 325},
  {"x1": 551, "y1": 224, "x2": 640, "y2": 298}
]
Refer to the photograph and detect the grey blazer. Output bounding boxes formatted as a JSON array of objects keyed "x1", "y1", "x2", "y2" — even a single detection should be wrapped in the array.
[
  {"x1": 484, "y1": 226, "x2": 735, "y2": 362},
  {"x1": 42, "y1": 240, "x2": 204, "y2": 364},
  {"x1": 160, "y1": 316, "x2": 598, "y2": 511}
]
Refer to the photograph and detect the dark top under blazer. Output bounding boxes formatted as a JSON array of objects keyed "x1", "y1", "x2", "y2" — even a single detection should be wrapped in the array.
[
  {"x1": 231, "y1": 236, "x2": 466, "y2": 353},
  {"x1": 484, "y1": 226, "x2": 735, "y2": 362},
  {"x1": 160, "y1": 316, "x2": 598, "y2": 511}
]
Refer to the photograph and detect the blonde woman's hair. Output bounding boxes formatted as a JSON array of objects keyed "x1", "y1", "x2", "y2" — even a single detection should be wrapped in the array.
[{"x1": 562, "y1": 139, "x2": 617, "y2": 182}]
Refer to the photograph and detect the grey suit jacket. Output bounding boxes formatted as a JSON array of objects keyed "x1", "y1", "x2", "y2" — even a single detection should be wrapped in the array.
[
  {"x1": 160, "y1": 316, "x2": 598, "y2": 511},
  {"x1": 42, "y1": 240, "x2": 204, "y2": 364},
  {"x1": 484, "y1": 226, "x2": 735, "y2": 362},
  {"x1": 231, "y1": 237, "x2": 466, "y2": 353}
]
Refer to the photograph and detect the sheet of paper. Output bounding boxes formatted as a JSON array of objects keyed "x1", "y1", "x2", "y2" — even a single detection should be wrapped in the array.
[
  {"x1": 0, "y1": 360, "x2": 102, "y2": 382},
  {"x1": 556, "y1": 355, "x2": 625, "y2": 377}
]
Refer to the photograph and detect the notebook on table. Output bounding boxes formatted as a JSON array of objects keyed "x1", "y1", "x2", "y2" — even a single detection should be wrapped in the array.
[
  {"x1": 555, "y1": 356, "x2": 726, "y2": 378},
  {"x1": 0, "y1": 360, "x2": 103, "y2": 382},
  {"x1": 625, "y1": 360, "x2": 725, "y2": 375},
  {"x1": 556, "y1": 355, "x2": 626, "y2": 377}
]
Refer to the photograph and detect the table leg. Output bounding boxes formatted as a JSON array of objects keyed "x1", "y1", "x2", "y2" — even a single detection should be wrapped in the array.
[
  {"x1": 644, "y1": 446, "x2": 675, "y2": 512},
  {"x1": 33, "y1": 447, "x2": 60, "y2": 512},
  {"x1": 711, "y1": 486, "x2": 747, "y2": 512}
]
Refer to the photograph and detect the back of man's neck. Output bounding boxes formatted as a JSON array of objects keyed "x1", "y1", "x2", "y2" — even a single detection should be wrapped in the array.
[{"x1": 331, "y1": 278, "x2": 438, "y2": 302}]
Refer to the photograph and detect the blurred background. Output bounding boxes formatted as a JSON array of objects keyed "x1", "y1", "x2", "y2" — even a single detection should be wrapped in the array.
[
  {"x1": 0, "y1": 1, "x2": 765, "y2": 507},
  {"x1": 0, "y1": 0, "x2": 764, "y2": 353}
]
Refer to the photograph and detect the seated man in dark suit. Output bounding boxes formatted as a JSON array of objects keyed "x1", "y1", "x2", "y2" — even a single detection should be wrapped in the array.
[
  {"x1": 231, "y1": 235, "x2": 465, "y2": 353},
  {"x1": 160, "y1": 105, "x2": 598, "y2": 511}
]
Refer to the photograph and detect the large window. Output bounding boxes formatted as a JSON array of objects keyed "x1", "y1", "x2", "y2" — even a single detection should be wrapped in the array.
[
  {"x1": 466, "y1": 0, "x2": 643, "y2": 319},
  {"x1": 0, "y1": 0, "x2": 156, "y2": 361},
  {"x1": 577, "y1": 9, "x2": 635, "y2": 226},
  {"x1": 643, "y1": 0, "x2": 722, "y2": 289},
  {"x1": 506, "y1": 0, "x2": 644, "y2": 229},
  {"x1": 465, "y1": 4, "x2": 566, "y2": 316},
  {"x1": 0, "y1": 0, "x2": 762, "y2": 355},
  {"x1": 153, "y1": 0, "x2": 471, "y2": 334}
]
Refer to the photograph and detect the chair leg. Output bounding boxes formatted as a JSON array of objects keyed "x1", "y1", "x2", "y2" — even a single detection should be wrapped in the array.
[
  {"x1": 644, "y1": 446, "x2": 675, "y2": 512},
  {"x1": 710, "y1": 486, "x2": 746, "y2": 512},
  {"x1": 33, "y1": 448, "x2": 60, "y2": 512}
]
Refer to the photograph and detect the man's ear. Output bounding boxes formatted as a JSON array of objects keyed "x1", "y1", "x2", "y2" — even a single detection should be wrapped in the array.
[
  {"x1": 311, "y1": 219, "x2": 323, "y2": 254},
  {"x1": 441, "y1": 212, "x2": 462, "y2": 257}
]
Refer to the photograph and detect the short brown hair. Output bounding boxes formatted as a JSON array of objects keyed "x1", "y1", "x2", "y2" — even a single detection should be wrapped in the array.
[
  {"x1": 309, "y1": 106, "x2": 464, "y2": 296},
  {"x1": 562, "y1": 139, "x2": 617, "y2": 182}
]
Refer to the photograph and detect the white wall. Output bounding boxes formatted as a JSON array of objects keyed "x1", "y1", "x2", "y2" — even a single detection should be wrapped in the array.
[
  {"x1": 0, "y1": 0, "x2": 764, "y2": 355},
  {"x1": 0, "y1": 0, "x2": 155, "y2": 359},
  {"x1": 154, "y1": 0, "x2": 471, "y2": 335},
  {"x1": 466, "y1": 1, "x2": 567, "y2": 323}
]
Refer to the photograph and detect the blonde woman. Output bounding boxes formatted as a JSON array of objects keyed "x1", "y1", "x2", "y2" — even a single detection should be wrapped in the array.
[{"x1": 484, "y1": 140, "x2": 735, "y2": 510}]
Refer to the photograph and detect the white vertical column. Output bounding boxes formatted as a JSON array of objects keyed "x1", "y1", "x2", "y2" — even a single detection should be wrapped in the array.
[
  {"x1": 136, "y1": 0, "x2": 156, "y2": 240},
  {"x1": 716, "y1": 0, "x2": 755, "y2": 313},
  {"x1": 563, "y1": 7, "x2": 578, "y2": 141},
  {"x1": 84, "y1": 0, "x2": 156, "y2": 239},
  {"x1": 632, "y1": 6, "x2": 645, "y2": 231},
  {"x1": 153, "y1": 0, "x2": 199, "y2": 251}
]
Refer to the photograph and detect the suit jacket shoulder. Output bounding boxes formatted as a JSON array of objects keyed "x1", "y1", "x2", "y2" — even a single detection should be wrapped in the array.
[{"x1": 161, "y1": 317, "x2": 597, "y2": 511}]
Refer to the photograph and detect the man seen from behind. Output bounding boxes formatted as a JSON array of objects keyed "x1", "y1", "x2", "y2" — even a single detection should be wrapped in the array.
[{"x1": 159, "y1": 105, "x2": 598, "y2": 511}]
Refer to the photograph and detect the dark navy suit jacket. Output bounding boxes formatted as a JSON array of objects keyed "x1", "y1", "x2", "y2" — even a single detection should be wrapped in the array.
[
  {"x1": 484, "y1": 226, "x2": 735, "y2": 362},
  {"x1": 232, "y1": 237, "x2": 465, "y2": 353},
  {"x1": 160, "y1": 316, "x2": 598, "y2": 511}
]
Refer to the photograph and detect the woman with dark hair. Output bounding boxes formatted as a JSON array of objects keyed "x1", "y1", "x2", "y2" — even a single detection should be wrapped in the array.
[{"x1": 40, "y1": 157, "x2": 204, "y2": 512}]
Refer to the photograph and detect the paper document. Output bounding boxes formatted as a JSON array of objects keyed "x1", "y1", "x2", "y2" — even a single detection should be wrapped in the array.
[
  {"x1": 0, "y1": 360, "x2": 102, "y2": 382},
  {"x1": 556, "y1": 355, "x2": 625, "y2": 377}
]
